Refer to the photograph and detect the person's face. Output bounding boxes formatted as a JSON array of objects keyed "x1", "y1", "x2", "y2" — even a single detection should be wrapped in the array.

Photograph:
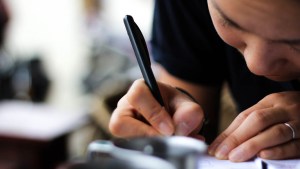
[{"x1": 207, "y1": 0, "x2": 300, "y2": 81}]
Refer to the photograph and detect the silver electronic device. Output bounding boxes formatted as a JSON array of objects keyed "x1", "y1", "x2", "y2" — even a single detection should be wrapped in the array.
[{"x1": 87, "y1": 136, "x2": 207, "y2": 169}]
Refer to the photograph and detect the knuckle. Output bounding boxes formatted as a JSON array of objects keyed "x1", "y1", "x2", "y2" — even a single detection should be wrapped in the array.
[
  {"x1": 235, "y1": 112, "x2": 248, "y2": 122},
  {"x1": 184, "y1": 102, "x2": 203, "y2": 118},
  {"x1": 290, "y1": 104, "x2": 300, "y2": 118},
  {"x1": 274, "y1": 125, "x2": 288, "y2": 139},
  {"x1": 146, "y1": 106, "x2": 164, "y2": 123},
  {"x1": 264, "y1": 92, "x2": 282, "y2": 101},
  {"x1": 189, "y1": 103, "x2": 203, "y2": 113},
  {"x1": 227, "y1": 134, "x2": 242, "y2": 147},
  {"x1": 131, "y1": 78, "x2": 145, "y2": 86},
  {"x1": 218, "y1": 133, "x2": 228, "y2": 140},
  {"x1": 130, "y1": 79, "x2": 146, "y2": 93},
  {"x1": 127, "y1": 82, "x2": 145, "y2": 103},
  {"x1": 249, "y1": 110, "x2": 267, "y2": 128},
  {"x1": 108, "y1": 117, "x2": 123, "y2": 136},
  {"x1": 117, "y1": 95, "x2": 128, "y2": 107},
  {"x1": 272, "y1": 147, "x2": 284, "y2": 158}
]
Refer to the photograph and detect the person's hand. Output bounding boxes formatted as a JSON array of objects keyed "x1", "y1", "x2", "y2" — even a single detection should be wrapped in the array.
[
  {"x1": 109, "y1": 79, "x2": 205, "y2": 139},
  {"x1": 208, "y1": 91, "x2": 300, "y2": 162}
]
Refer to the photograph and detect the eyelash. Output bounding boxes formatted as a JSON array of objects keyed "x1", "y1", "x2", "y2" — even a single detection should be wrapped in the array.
[
  {"x1": 218, "y1": 16, "x2": 300, "y2": 54},
  {"x1": 289, "y1": 44, "x2": 300, "y2": 53},
  {"x1": 220, "y1": 19, "x2": 230, "y2": 28}
]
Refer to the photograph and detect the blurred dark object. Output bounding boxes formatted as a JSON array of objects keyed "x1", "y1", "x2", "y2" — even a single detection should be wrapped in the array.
[
  {"x1": 0, "y1": 101, "x2": 89, "y2": 169},
  {"x1": 0, "y1": 0, "x2": 9, "y2": 47},
  {"x1": 83, "y1": 45, "x2": 137, "y2": 141},
  {"x1": 28, "y1": 57, "x2": 51, "y2": 102},
  {"x1": 0, "y1": 54, "x2": 51, "y2": 102},
  {"x1": 0, "y1": 50, "x2": 14, "y2": 100},
  {"x1": 83, "y1": 45, "x2": 134, "y2": 94},
  {"x1": 58, "y1": 159, "x2": 132, "y2": 169},
  {"x1": 0, "y1": 135, "x2": 67, "y2": 169},
  {"x1": 0, "y1": 0, "x2": 50, "y2": 102}
]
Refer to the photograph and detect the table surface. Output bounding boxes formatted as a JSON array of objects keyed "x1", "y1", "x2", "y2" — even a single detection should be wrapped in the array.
[{"x1": 0, "y1": 100, "x2": 89, "y2": 141}]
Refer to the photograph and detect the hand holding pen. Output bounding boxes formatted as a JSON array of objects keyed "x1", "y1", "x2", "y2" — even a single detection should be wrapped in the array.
[{"x1": 109, "y1": 15, "x2": 205, "y2": 139}]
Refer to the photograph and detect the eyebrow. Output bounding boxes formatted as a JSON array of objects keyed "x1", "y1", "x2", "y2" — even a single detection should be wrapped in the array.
[
  {"x1": 210, "y1": 0, "x2": 300, "y2": 45},
  {"x1": 210, "y1": 0, "x2": 247, "y2": 32}
]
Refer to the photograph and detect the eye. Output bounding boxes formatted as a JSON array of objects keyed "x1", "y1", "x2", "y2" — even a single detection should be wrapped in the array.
[
  {"x1": 220, "y1": 18, "x2": 231, "y2": 28},
  {"x1": 288, "y1": 43, "x2": 300, "y2": 53}
]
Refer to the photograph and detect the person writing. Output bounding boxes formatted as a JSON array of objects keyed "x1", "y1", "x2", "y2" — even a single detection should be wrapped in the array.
[{"x1": 109, "y1": 0, "x2": 300, "y2": 162}]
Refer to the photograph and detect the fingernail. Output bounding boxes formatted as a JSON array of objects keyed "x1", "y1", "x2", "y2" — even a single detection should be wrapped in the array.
[
  {"x1": 259, "y1": 150, "x2": 272, "y2": 159},
  {"x1": 208, "y1": 143, "x2": 219, "y2": 156},
  {"x1": 175, "y1": 122, "x2": 190, "y2": 136},
  {"x1": 208, "y1": 141, "x2": 221, "y2": 155},
  {"x1": 229, "y1": 148, "x2": 244, "y2": 162},
  {"x1": 159, "y1": 122, "x2": 174, "y2": 136},
  {"x1": 215, "y1": 145, "x2": 229, "y2": 160}
]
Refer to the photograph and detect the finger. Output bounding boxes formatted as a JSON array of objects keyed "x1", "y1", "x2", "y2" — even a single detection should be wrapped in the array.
[
  {"x1": 190, "y1": 134, "x2": 206, "y2": 142},
  {"x1": 208, "y1": 112, "x2": 248, "y2": 155},
  {"x1": 127, "y1": 79, "x2": 175, "y2": 135},
  {"x1": 109, "y1": 102, "x2": 161, "y2": 137},
  {"x1": 258, "y1": 139, "x2": 300, "y2": 160},
  {"x1": 159, "y1": 83, "x2": 205, "y2": 136},
  {"x1": 173, "y1": 101, "x2": 204, "y2": 136},
  {"x1": 208, "y1": 102, "x2": 271, "y2": 155},
  {"x1": 258, "y1": 121, "x2": 300, "y2": 160},
  {"x1": 214, "y1": 107, "x2": 290, "y2": 160},
  {"x1": 228, "y1": 123, "x2": 296, "y2": 162}
]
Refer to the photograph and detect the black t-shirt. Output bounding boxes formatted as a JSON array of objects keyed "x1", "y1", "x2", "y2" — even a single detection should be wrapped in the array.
[{"x1": 150, "y1": 0, "x2": 299, "y2": 112}]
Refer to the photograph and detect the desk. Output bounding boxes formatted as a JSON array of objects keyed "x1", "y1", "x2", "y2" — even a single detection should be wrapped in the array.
[{"x1": 0, "y1": 101, "x2": 89, "y2": 169}]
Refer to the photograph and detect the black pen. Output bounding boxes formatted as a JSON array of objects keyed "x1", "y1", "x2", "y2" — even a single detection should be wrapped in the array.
[{"x1": 123, "y1": 15, "x2": 165, "y2": 106}]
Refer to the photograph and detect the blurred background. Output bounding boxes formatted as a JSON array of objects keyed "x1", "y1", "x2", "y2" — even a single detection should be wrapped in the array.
[
  {"x1": 0, "y1": 0, "x2": 155, "y2": 168},
  {"x1": 0, "y1": 0, "x2": 238, "y2": 168}
]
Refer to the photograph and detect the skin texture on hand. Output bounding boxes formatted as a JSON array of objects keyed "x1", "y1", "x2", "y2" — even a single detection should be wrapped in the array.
[
  {"x1": 109, "y1": 79, "x2": 205, "y2": 138},
  {"x1": 208, "y1": 91, "x2": 300, "y2": 162}
]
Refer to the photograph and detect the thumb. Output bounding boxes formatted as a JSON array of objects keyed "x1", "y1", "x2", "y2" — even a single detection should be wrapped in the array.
[{"x1": 173, "y1": 101, "x2": 204, "y2": 136}]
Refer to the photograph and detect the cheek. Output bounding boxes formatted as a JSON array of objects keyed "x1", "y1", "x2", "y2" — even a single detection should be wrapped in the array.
[
  {"x1": 288, "y1": 50, "x2": 300, "y2": 70},
  {"x1": 213, "y1": 20, "x2": 245, "y2": 50}
]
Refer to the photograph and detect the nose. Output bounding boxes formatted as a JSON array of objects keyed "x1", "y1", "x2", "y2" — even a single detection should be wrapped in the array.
[{"x1": 242, "y1": 37, "x2": 287, "y2": 76}]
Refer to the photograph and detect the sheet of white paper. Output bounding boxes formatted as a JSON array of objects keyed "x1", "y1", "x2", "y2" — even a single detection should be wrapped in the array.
[
  {"x1": 198, "y1": 154, "x2": 300, "y2": 169},
  {"x1": 259, "y1": 158, "x2": 300, "y2": 169},
  {"x1": 198, "y1": 154, "x2": 258, "y2": 169}
]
